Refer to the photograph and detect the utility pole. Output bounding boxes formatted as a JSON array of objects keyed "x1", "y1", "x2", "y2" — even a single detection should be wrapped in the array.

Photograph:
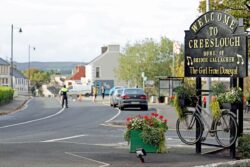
[
  {"x1": 28, "y1": 45, "x2": 35, "y2": 94},
  {"x1": 206, "y1": 0, "x2": 211, "y2": 112}
]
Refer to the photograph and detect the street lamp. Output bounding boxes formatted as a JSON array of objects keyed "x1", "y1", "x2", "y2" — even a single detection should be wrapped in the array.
[
  {"x1": 10, "y1": 24, "x2": 22, "y2": 89},
  {"x1": 28, "y1": 45, "x2": 35, "y2": 94}
]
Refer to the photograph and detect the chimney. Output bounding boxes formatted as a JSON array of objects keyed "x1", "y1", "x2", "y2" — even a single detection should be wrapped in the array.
[{"x1": 101, "y1": 46, "x2": 108, "y2": 54}]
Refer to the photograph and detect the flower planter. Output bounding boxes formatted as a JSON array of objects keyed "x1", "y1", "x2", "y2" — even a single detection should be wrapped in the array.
[
  {"x1": 220, "y1": 103, "x2": 238, "y2": 110},
  {"x1": 179, "y1": 95, "x2": 197, "y2": 107},
  {"x1": 130, "y1": 130, "x2": 159, "y2": 153}
]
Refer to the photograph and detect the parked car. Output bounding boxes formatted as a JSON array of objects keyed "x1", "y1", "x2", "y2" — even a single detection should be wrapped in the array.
[
  {"x1": 118, "y1": 88, "x2": 148, "y2": 111},
  {"x1": 109, "y1": 86, "x2": 125, "y2": 105},
  {"x1": 109, "y1": 86, "x2": 125, "y2": 96},
  {"x1": 110, "y1": 88, "x2": 124, "y2": 107}
]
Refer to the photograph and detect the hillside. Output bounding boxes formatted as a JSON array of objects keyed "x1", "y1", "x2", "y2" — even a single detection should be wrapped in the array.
[{"x1": 15, "y1": 61, "x2": 86, "y2": 75}]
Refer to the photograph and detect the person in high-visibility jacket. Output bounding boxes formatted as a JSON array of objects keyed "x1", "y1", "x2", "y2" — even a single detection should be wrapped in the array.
[{"x1": 59, "y1": 85, "x2": 69, "y2": 108}]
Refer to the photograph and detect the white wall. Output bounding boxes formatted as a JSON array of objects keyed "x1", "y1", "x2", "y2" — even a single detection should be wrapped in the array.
[{"x1": 86, "y1": 45, "x2": 123, "y2": 86}]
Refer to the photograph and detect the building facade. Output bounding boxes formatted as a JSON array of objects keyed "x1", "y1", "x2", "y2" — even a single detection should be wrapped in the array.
[
  {"x1": 84, "y1": 45, "x2": 123, "y2": 91},
  {"x1": 12, "y1": 68, "x2": 28, "y2": 94},
  {"x1": 0, "y1": 58, "x2": 11, "y2": 86},
  {"x1": 0, "y1": 57, "x2": 28, "y2": 94}
]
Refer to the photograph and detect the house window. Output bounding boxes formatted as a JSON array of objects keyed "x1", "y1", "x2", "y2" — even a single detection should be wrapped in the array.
[{"x1": 96, "y1": 67, "x2": 100, "y2": 78}]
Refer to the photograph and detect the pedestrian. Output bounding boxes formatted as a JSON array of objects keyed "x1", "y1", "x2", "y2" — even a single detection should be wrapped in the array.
[
  {"x1": 59, "y1": 85, "x2": 69, "y2": 108},
  {"x1": 101, "y1": 85, "x2": 105, "y2": 100},
  {"x1": 93, "y1": 86, "x2": 98, "y2": 102},
  {"x1": 203, "y1": 96, "x2": 206, "y2": 108}
]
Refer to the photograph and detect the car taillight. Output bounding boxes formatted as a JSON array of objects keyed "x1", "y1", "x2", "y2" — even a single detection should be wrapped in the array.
[
  {"x1": 121, "y1": 95, "x2": 130, "y2": 99},
  {"x1": 140, "y1": 95, "x2": 147, "y2": 100}
]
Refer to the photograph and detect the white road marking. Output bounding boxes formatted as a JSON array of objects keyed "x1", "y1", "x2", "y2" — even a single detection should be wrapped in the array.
[
  {"x1": 105, "y1": 108, "x2": 121, "y2": 123},
  {"x1": 65, "y1": 152, "x2": 110, "y2": 167},
  {"x1": 41, "y1": 134, "x2": 87, "y2": 142},
  {"x1": 0, "y1": 108, "x2": 65, "y2": 129}
]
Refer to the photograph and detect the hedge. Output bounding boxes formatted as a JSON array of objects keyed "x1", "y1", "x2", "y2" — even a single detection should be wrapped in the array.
[
  {"x1": 238, "y1": 134, "x2": 250, "y2": 158},
  {"x1": 0, "y1": 86, "x2": 14, "y2": 105}
]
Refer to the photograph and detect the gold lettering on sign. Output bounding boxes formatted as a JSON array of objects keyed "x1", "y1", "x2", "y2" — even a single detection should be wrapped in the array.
[
  {"x1": 236, "y1": 54, "x2": 244, "y2": 65},
  {"x1": 190, "y1": 11, "x2": 238, "y2": 34},
  {"x1": 186, "y1": 56, "x2": 193, "y2": 66},
  {"x1": 220, "y1": 67, "x2": 238, "y2": 75},
  {"x1": 188, "y1": 37, "x2": 240, "y2": 49}
]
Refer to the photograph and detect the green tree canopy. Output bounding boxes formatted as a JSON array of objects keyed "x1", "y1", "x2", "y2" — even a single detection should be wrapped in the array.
[
  {"x1": 198, "y1": 0, "x2": 250, "y2": 27},
  {"x1": 115, "y1": 37, "x2": 183, "y2": 90},
  {"x1": 23, "y1": 68, "x2": 51, "y2": 88}
]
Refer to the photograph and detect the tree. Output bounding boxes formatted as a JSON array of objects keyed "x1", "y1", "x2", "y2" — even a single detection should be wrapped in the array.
[
  {"x1": 23, "y1": 68, "x2": 51, "y2": 88},
  {"x1": 198, "y1": 0, "x2": 250, "y2": 27},
  {"x1": 115, "y1": 37, "x2": 183, "y2": 96}
]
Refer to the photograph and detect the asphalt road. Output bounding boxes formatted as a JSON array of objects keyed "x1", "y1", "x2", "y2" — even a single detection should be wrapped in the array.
[{"x1": 0, "y1": 97, "x2": 232, "y2": 167}]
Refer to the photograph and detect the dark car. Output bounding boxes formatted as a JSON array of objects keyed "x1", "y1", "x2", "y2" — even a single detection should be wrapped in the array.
[
  {"x1": 110, "y1": 88, "x2": 123, "y2": 107},
  {"x1": 118, "y1": 88, "x2": 148, "y2": 111}
]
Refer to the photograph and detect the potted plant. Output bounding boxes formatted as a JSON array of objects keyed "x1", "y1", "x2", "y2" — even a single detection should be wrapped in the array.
[
  {"x1": 124, "y1": 113, "x2": 168, "y2": 153},
  {"x1": 217, "y1": 87, "x2": 243, "y2": 110},
  {"x1": 247, "y1": 96, "x2": 250, "y2": 104},
  {"x1": 238, "y1": 134, "x2": 250, "y2": 158},
  {"x1": 173, "y1": 84, "x2": 196, "y2": 119}
]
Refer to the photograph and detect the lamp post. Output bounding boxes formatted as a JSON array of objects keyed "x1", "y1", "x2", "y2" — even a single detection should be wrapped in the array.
[
  {"x1": 28, "y1": 45, "x2": 35, "y2": 94},
  {"x1": 10, "y1": 24, "x2": 22, "y2": 89}
]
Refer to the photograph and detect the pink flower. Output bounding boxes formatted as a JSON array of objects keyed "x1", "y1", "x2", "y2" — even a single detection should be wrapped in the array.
[{"x1": 159, "y1": 115, "x2": 164, "y2": 120}]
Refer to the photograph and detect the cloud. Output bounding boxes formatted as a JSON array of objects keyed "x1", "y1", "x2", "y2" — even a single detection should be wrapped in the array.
[{"x1": 0, "y1": 0, "x2": 200, "y2": 62}]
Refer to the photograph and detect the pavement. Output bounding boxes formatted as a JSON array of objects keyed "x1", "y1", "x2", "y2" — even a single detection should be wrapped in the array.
[
  {"x1": 1, "y1": 95, "x2": 250, "y2": 167},
  {"x1": 0, "y1": 95, "x2": 31, "y2": 115}
]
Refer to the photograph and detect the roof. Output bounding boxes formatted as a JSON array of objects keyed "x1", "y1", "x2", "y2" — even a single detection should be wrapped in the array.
[
  {"x1": 69, "y1": 65, "x2": 85, "y2": 80},
  {"x1": 87, "y1": 45, "x2": 120, "y2": 65},
  {"x1": 0, "y1": 57, "x2": 10, "y2": 65},
  {"x1": 12, "y1": 68, "x2": 27, "y2": 79}
]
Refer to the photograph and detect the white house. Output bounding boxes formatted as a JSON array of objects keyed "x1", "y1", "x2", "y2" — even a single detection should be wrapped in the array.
[
  {"x1": 84, "y1": 44, "x2": 124, "y2": 91},
  {"x1": 0, "y1": 58, "x2": 11, "y2": 86},
  {"x1": 0, "y1": 57, "x2": 28, "y2": 95},
  {"x1": 12, "y1": 68, "x2": 28, "y2": 94}
]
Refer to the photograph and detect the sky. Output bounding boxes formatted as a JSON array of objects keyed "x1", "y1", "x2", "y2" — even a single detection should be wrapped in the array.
[{"x1": 0, "y1": 0, "x2": 201, "y2": 63}]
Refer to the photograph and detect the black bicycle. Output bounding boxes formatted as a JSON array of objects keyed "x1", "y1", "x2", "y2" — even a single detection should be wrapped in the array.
[{"x1": 176, "y1": 96, "x2": 238, "y2": 148}]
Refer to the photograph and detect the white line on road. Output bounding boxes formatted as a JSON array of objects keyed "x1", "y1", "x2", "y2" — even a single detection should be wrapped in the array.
[
  {"x1": 105, "y1": 108, "x2": 121, "y2": 123},
  {"x1": 65, "y1": 152, "x2": 110, "y2": 167},
  {"x1": 0, "y1": 108, "x2": 65, "y2": 129},
  {"x1": 41, "y1": 134, "x2": 87, "y2": 142}
]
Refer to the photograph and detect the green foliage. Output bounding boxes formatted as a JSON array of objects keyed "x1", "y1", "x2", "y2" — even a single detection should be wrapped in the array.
[
  {"x1": 210, "y1": 98, "x2": 221, "y2": 119},
  {"x1": 247, "y1": 96, "x2": 250, "y2": 101},
  {"x1": 173, "y1": 84, "x2": 196, "y2": 119},
  {"x1": 124, "y1": 113, "x2": 168, "y2": 153},
  {"x1": 217, "y1": 87, "x2": 243, "y2": 104},
  {"x1": 174, "y1": 83, "x2": 196, "y2": 119},
  {"x1": 0, "y1": 86, "x2": 14, "y2": 105},
  {"x1": 238, "y1": 134, "x2": 250, "y2": 158},
  {"x1": 198, "y1": 0, "x2": 250, "y2": 27},
  {"x1": 141, "y1": 126, "x2": 166, "y2": 153},
  {"x1": 211, "y1": 83, "x2": 226, "y2": 96},
  {"x1": 23, "y1": 68, "x2": 51, "y2": 88},
  {"x1": 115, "y1": 37, "x2": 183, "y2": 90}
]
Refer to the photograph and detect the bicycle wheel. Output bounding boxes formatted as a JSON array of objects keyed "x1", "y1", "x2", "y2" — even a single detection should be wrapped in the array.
[
  {"x1": 215, "y1": 111, "x2": 238, "y2": 147},
  {"x1": 176, "y1": 111, "x2": 203, "y2": 145}
]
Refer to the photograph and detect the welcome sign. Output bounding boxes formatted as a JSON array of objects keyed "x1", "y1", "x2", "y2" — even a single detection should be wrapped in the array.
[{"x1": 185, "y1": 11, "x2": 248, "y2": 77}]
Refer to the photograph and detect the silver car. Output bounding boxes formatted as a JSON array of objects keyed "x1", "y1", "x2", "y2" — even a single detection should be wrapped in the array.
[
  {"x1": 110, "y1": 88, "x2": 123, "y2": 107},
  {"x1": 118, "y1": 88, "x2": 148, "y2": 111}
]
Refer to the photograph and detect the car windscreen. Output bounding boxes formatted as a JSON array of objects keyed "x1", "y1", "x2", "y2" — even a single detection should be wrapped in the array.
[{"x1": 124, "y1": 89, "x2": 144, "y2": 94}]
